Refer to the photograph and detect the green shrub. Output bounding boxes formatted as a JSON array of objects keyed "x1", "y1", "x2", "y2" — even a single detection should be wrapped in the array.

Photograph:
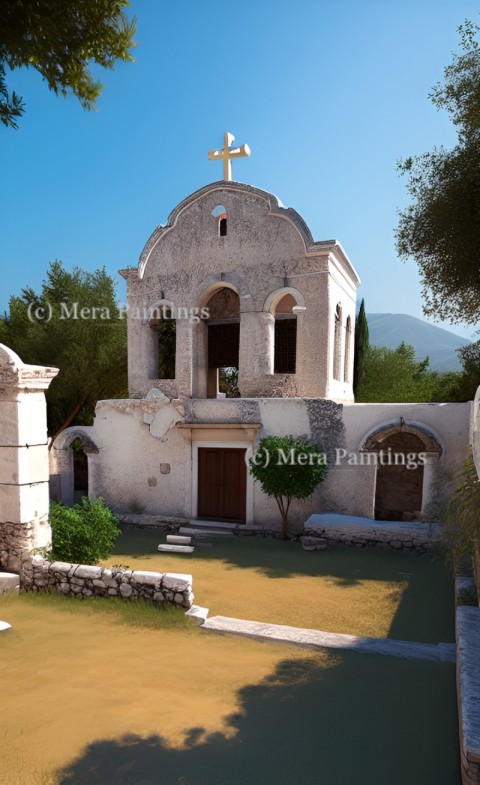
[{"x1": 49, "y1": 497, "x2": 121, "y2": 564}]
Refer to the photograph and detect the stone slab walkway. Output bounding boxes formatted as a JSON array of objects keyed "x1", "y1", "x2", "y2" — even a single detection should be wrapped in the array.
[{"x1": 202, "y1": 615, "x2": 456, "y2": 663}]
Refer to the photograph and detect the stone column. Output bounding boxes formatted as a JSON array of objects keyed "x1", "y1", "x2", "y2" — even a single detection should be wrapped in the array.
[
  {"x1": 174, "y1": 318, "x2": 193, "y2": 398},
  {"x1": 421, "y1": 452, "x2": 440, "y2": 520},
  {"x1": 238, "y1": 311, "x2": 274, "y2": 396},
  {"x1": 0, "y1": 345, "x2": 58, "y2": 571}
]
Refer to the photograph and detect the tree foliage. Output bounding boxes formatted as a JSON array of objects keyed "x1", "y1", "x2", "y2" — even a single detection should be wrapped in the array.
[
  {"x1": 249, "y1": 435, "x2": 328, "y2": 539},
  {"x1": 0, "y1": 0, "x2": 136, "y2": 129},
  {"x1": 49, "y1": 497, "x2": 121, "y2": 564},
  {"x1": 0, "y1": 261, "x2": 128, "y2": 442},
  {"x1": 396, "y1": 21, "x2": 480, "y2": 324},
  {"x1": 356, "y1": 342, "x2": 438, "y2": 403},
  {"x1": 441, "y1": 456, "x2": 480, "y2": 580},
  {"x1": 353, "y1": 298, "x2": 369, "y2": 397}
]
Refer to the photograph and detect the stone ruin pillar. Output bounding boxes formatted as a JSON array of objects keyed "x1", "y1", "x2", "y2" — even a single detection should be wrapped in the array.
[{"x1": 0, "y1": 344, "x2": 58, "y2": 572}]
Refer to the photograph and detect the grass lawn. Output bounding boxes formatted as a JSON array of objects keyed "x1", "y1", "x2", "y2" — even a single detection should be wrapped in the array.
[
  {"x1": 108, "y1": 528, "x2": 455, "y2": 643},
  {"x1": 0, "y1": 590, "x2": 460, "y2": 785}
]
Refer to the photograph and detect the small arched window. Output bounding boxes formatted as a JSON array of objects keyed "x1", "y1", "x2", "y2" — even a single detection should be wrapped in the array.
[
  {"x1": 150, "y1": 303, "x2": 176, "y2": 380},
  {"x1": 333, "y1": 303, "x2": 342, "y2": 381},
  {"x1": 273, "y1": 293, "x2": 297, "y2": 374},
  {"x1": 344, "y1": 316, "x2": 352, "y2": 382},
  {"x1": 212, "y1": 205, "x2": 228, "y2": 237}
]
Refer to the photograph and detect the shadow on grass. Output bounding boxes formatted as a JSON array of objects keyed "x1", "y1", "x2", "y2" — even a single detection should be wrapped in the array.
[
  {"x1": 115, "y1": 528, "x2": 447, "y2": 583},
  {"x1": 113, "y1": 529, "x2": 455, "y2": 641},
  {"x1": 56, "y1": 651, "x2": 460, "y2": 785}
]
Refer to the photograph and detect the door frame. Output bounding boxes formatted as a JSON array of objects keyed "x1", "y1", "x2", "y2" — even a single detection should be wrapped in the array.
[
  {"x1": 176, "y1": 423, "x2": 260, "y2": 526},
  {"x1": 193, "y1": 440, "x2": 253, "y2": 523}
]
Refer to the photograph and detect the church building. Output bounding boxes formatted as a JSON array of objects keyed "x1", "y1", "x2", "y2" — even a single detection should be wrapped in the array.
[{"x1": 50, "y1": 134, "x2": 472, "y2": 533}]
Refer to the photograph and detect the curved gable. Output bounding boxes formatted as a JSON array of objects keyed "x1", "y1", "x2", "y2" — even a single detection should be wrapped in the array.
[{"x1": 137, "y1": 181, "x2": 315, "y2": 279}]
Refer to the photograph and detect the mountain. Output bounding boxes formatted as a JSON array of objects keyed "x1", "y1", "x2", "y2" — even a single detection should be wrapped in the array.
[{"x1": 366, "y1": 313, "x2": 471, "y2": 372}]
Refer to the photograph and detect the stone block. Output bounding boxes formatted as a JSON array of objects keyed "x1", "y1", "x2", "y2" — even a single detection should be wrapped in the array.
[
  {"x1": 131, "y1": 570, "x2": 164, "y2": 585},
  {"x1": 0, "y1": 445, "x2": 49, "y2": 485},
  {"x1": 50, "y1": 562, "x2": 73, "y2": 575},
  {"x1": 0, "y1": 572, "x2": 20, "y2": 594},
  {"x1": 0, "y1": 481, "x2": 49, "y2": 524},
  {"x1": 119, "y1": 583, "x2": 133, "y2": 597},
  {"x1": 0, "y1": 395, "x2": 48, "y2": 447},
  {"x1": 158, "y1": 544, "x2": 194, "y2": 553},
  {"x1": 74, "y1": 565, "x2": 102, "y2": 580},
  {"x1": 162, "y1": 573, "x2": 192, "y2": 591},
  {"x1": 300, "y1": 536, "x2": 328, "y2": 551},
  {"x1": 166, "y1": 535, "x2": 192, "y2": 545}
]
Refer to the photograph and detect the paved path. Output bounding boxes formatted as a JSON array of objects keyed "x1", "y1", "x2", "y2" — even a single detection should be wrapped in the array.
[{"x1": 202, "y1": 615, "x2": 456, "y2": 663}]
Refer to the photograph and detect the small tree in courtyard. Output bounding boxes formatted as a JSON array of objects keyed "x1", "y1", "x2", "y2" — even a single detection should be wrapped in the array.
[{"x1": 249, "y1": 435, "x2": 328, "y2": 539}]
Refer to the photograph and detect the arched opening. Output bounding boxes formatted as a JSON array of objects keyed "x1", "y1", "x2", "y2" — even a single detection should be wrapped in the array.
[
  {"x1": 333, "y1": 303, "x2": 342, "y2": 381},
  {"x1": 273, "y1": 293, "x2": 297, "y2": 374},
  {"x1": 51, "y1": 429, "x2": 99, "y2": 506},
  {"x1": 149, "y1": 303, "x2": 176, "y2": 379},
  {"x1": 205, "y1": 287, "x2": 240, "y2": 398},
  {"x1": 374, "y1": 432, "x2": 425, "y2": 520},
  {"x1": 361, "y1": 422, "x2": 442, "y2": 522},
  {"x1": 212, "y1": 204, "x2": 228, "y2": 237},
  {"x1": 71, "y1": 437, "x2": 89, "y2": 503},
  {"x1": 344, "y1": 316, "x2": 352, "y2": 383}
]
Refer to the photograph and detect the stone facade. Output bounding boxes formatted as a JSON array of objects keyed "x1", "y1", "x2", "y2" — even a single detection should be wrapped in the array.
[
  {"x1": 20, "y1": 553, "x2": 193, "y2": 608},
  {"x1": 120, "y1": 181, "x2": 360, "y2": 403},
  {"x1": 0, "y1": 344, "x2": 58, "y2": 571}
]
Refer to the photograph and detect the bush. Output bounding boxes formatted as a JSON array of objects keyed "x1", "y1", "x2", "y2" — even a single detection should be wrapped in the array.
[{"x1": 49, "y1": 497, "x2": 121, "y2": 564}]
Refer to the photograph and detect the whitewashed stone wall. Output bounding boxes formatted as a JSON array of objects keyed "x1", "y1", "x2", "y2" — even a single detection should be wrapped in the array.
[
  {"x1": 20, "y1": 554, "x2": 193, "y2": 608},
  {"x1": 55, "y1": 396, "x2": 472, "y2": 534}
]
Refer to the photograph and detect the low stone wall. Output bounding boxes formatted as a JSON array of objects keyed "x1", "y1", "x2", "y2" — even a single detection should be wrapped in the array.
[
  {"x1": 19, "y1": 555, "x2": 194, "y2": 609},
  {"x1": 0, "y1": 517, "x2": 52, "y2": 572},
  {"x1": 456, "y1": 602, "x2": 480, "y2": 785},
  {"x1": 117, "y1": 514, "x2": 189, "y2": 531},
  {"x1": 304, "y1": 513, "x2": 439, "y2": 553}
]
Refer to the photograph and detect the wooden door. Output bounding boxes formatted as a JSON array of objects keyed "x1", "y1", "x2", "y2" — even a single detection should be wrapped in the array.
[{"x1": 197, "y1": 448, "x2": 246, "y2": 522}]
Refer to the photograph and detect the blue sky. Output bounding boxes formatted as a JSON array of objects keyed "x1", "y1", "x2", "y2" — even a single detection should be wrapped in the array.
[{"x1": 0, "y1": 0, "x2": 478, "y2": 338}]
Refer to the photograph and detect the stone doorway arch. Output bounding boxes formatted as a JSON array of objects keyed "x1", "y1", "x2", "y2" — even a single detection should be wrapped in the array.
[
  {"x1": 50, "y1": 428, "x2": 99, "y2": 506},
  {"x1": 360, "y1": 420, "x2": 443, "y2": 521}
]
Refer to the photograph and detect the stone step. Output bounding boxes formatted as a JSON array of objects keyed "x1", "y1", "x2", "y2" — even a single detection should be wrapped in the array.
[
  {"x1": 0, "y1": 572, "x2": 20, "y2": 595},
  {"x1": 179, "y1": 527, "x2": 234, "y2": 538},
  {"x1": 202, "y1": 616, "x2": 456, "y2": 663},
  {"x1": 167, "y1": 534, "x2": 192, "y2": 545},
  {"x1": 0, "y1": 621, "x2": 12, "y2": 632},
  {"x1": 184, "y1": 605, "x2": 209, "y2": 626},
  {"x1": 157, "y1": 544, "x2": 194, "y2": 553},
  {"x1": 189, "y1": 519, "x2": 239, "y2": 531}
]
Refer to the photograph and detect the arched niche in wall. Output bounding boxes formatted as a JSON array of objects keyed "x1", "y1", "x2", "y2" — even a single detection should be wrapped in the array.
[
  {"x1": 147, "y1": 299, "x2": 177, "y2": 380},
  {"x1": 359, "y1": 420, "x2": 443, "y2": 522},
  {"x1": 264, "y1": 287, "x2": 306, "y2": 375},
  {"x1": 344, "y1": 316, "x2": 352, "y2": 383},
  {"x1": 51, "y1": 428, "x2": 99, "y2": 507},
  {"x1": 333, "y1": 303, "x2": 343, "y2": 381}
]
